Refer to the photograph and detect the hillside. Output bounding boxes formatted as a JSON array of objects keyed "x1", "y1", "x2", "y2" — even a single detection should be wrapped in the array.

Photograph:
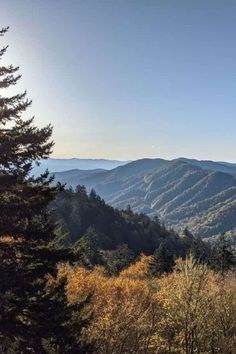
[
  {"x1": 52, "y1": 186, "x2": 197, "y2": 256},
  {"x1": 52, "y1": 158, "x2": 236, "y2": 238},
  {"x1": 50, "y1": 168, "x2": 107, "y2": 187}
]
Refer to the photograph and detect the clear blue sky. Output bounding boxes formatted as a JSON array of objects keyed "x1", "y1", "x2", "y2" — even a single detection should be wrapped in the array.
[{"x1": 1, "y1": 0, "x2": 236, "y2": 162}]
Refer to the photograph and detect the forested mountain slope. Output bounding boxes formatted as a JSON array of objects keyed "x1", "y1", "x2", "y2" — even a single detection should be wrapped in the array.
[
  {"x1": 52, "y1": 187, "x2": 190, "y2": 256},
  {"x1": 52, "y1": 159, "x2": 236, "y2": 238}
]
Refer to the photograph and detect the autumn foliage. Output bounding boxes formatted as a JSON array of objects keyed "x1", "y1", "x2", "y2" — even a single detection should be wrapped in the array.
[{"x1": 56, "y1": 256, "x2": 236, "y2": 354}]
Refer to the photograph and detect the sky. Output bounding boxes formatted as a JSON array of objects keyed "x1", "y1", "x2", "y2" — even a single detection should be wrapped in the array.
[{"x1": 1, "y1": 0, "x2": 236, "y2": 162}]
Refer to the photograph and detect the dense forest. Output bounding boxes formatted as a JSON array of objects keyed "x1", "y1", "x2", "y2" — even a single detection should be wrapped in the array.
[
  {"x1": 52, "y1": 186, "x2": 236, "y2": 274},
  {"x1": 0, "y1": 27, "x2": 236, "y2": 354},
  {"x1": 52, "y1": 186, "x2": 186, "y2": 255}
]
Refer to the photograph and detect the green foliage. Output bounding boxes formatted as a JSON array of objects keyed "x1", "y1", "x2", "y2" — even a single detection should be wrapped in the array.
[
  {"x1": 74, "y1": 227, "x2": 102, "y2": 268},
  {"x1": 104, "y1": 244, "x2": 135, "y2": 276},
  {"x1": 182, "y1": 227, "x2": 211, "y2": 262},
  {"x1": 148, "y1": 243, "x2": 174, "y2": 277},
  {"x1": 209, "y1": 233, "x2": 235, "y2": 274},
  {"x1": 42, "y1": 278, "x2": 93, "y2": 354}
]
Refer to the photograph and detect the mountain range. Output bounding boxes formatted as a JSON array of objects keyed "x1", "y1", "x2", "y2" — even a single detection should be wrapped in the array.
[
  {"x1": 51, "y1": 157, "x2": 236, "y2": 239},
  {"x1": 33, "y1": 158, "x2": 128, "y2": 175}
]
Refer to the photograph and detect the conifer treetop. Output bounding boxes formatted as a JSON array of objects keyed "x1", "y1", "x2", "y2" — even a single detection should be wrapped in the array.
[{"x1": 0, "y1": 27, "x2": 53, "y2": 177}]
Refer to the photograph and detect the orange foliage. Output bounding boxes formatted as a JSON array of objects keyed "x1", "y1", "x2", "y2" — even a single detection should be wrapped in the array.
[
  {"x1": 0, "y1": 235, "x2": 22, "y2": 244},
  {"x1": 56, "y1": 257, "x2": 236, "y2": 354},
  {"x1": 120, "y1": 254, "x2": 151, "y2": 280},
  {"x1": 57, "y1": 262, "x2": 159, "y2": 353}
]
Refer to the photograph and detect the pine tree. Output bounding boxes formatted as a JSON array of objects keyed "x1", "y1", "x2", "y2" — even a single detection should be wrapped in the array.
[
  {"x1": 183, "y1": 228, "x2": 210, "y2": 263},
  {"x1": 209, "y1": 233, "x2": 235, "y2": 274},
  {"x1": 40, "y1": 277, "x2": 93, "y2": 354},
  {"x1": 148, "y1": 243, "x2": 174, "y2": 277},
  {"x1": 105, "y1": 244, "x2": 135, "y2": 276},
  {"x1": 0, "y1": 27, "x2": 89, "y2": 353},
  {"x1": 74, "y1": 226, "x2": 102, "y2": 268}
]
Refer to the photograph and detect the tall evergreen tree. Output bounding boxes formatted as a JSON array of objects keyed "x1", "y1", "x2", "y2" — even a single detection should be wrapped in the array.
[
  {"x1": 182, "y1": 228, "x2": 210, "y2": 263},
  {"x1": 105, "y1": 244, "x2": 135, "y2": 276},
  {"x1": 0, "y1": 27, "x2": 89, "y2": 353},
  {"x1": 74, "y1": 226, "x2": 102, "y2": 268},
  {"x1": 148, "y1": 243, "x2": 174, "y2": 277},
  {"x1": 209, "y1": 233, "x2": 235, "y2": 274}
]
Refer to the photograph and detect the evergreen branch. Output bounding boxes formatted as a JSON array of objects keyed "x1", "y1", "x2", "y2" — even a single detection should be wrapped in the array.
[
  {"x1": 0, "y1": 91, "x2": 27, "y2": 106},
  {"x1": 0, "y1": 27, "x2": 9, "y2": 36},
  {"x1": 0, "y1": 74, "x2": 21, "y2": 88},
  {"x1": 0, "y1": 46, "x2": 8, "y2": 59},
  {"x1": 0, "y1": 65, "x2": 19, "y2": 76}
]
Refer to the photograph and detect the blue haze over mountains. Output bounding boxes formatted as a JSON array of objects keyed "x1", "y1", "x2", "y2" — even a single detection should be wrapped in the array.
[
  {"x1": 33, "y1": 158, "x2": 128, "y2": 175},
  {"x1": 37, "y1": 157, "x2": 236, "y2": 239}
]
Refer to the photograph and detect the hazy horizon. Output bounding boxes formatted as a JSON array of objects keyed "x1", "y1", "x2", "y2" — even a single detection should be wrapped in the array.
[
  {"x1": 1, "y1": 0, "x2": 236, "y2": 162},
  {"x1": 47, "y1": 155, "x2": 236, "y2": 164}
]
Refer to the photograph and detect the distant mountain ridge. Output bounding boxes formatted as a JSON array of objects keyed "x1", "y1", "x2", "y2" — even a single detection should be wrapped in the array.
[
  {"x1": 177, "y1": 157, "x2": 236, "y2": 175},
  {"x1": 33, "y1": 158, "x2": 129, "y2": 175},
  {"x1": 52, "y1": 157, "x2": 236, "y2": 239}
]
